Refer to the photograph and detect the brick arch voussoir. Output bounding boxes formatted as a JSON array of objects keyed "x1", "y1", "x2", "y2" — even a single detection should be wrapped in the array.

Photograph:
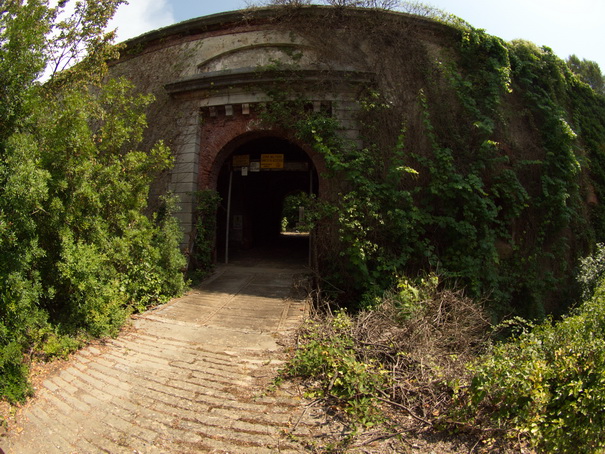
[{"x1": 200, "y1": 120, "x2": 326, "y2": 193}]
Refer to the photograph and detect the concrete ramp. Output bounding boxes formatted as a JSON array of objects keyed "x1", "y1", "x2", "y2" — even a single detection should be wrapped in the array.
[
  {"x1": 142, "y1": 265, "x2": 308, "y2": 342},
  {"x1": 1, "y1": 264, "x2": 317, "y2": 454}
]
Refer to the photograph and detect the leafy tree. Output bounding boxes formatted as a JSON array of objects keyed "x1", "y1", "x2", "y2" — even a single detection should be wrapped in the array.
[
  {"x1": 0, "y1": 0, "x2": 185, "y2": 402},
  {"x1": 567, "y1": 54, "x2": 605, "y2": 94}
]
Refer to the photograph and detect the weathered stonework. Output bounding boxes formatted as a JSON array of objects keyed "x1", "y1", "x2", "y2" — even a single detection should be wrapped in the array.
[{"x1": 110, "y1": 6, "x2": 456, "y2": 256}]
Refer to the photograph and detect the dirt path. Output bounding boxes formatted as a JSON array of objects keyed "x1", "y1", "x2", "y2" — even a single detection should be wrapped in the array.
[{"x1": 0, "y1": 263, "x2": 323, "y2": 453}]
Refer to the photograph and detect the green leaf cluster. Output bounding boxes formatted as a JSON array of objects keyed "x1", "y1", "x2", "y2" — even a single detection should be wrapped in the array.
[
  {"x1": 191, "y1": 190, "x2": 222, "y2": 280},
  {"x1": 567, "y1": 54, "x2": 605, "y2": 95},
  {"x1": 458, "y1": 250, "x2": 605, "y2": 452},
  {"x1": 282, "y1": 312, "x2": 387, "y2": 427}
]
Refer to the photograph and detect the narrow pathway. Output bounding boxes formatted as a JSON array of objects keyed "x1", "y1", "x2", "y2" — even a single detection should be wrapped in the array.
[{"x1": 1, "y1": 262, "x2": 322, "y2": 453}]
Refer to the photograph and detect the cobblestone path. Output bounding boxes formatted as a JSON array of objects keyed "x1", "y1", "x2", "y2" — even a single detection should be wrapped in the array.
[{"x1": 1, "y1": 264, "x2": 321, "y2": 453}]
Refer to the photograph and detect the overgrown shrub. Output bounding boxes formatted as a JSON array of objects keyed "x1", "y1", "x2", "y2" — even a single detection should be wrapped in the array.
[
  {"x1": 0, "y1": 1, "x2": 186, "y2": 402},
  {"x1": 283, "y1": 311, "x2": 388, "y2": 427},
  {"x1": 577, "y1": 242, "x2": 605, "y2": 299},
  {"x1": 282, "y1": 274, "x2": 489, "y2": 435},
  {"x1": 458, "y1": 273, "x2": 605, "y2": 452}
]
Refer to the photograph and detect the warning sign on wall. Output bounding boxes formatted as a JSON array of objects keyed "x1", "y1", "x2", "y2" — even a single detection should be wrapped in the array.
[
  {"x1": 260, "y1": 154, "x2": 284, "y2": 169},
  {"x1": 232, "y1": 155, "x2": 250, "y2": 167}
]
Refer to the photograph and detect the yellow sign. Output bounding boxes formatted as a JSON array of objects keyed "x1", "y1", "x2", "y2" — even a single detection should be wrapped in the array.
[
  {"x1": 261, "y1": 154, "x2": 284, "y2": 169},
  {"x1": 232, "y1": 155, "x2": 250, "y2": 167}
]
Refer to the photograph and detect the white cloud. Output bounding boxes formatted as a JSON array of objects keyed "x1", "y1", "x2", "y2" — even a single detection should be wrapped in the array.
[{"x1": 109, "y1": 0, "x2": 176, "y2": 43}]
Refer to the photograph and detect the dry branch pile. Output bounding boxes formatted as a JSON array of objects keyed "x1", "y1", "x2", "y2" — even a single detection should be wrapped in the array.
[
  {"x1": 351, "y1": 289, "x2": 490, "y2": 423},
  {"x1": 288, "y1": 280, "x2": 491, "y2": 434}
]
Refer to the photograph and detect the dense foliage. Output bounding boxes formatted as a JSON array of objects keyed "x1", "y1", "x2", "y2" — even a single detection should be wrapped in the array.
[
  {"x1": 280, "y1": 274, "x2": 490, "y2": 450},
  {"x1": 0, "y1": 0, "x2": 186, "y2": 402},
  {"x1": 259, "y1": 4, "x2": 605, "y2": 452},
  {"x1": 191, "y1": 189, "x2": 221, "y2": 280},
  {"x1": 567, "y1": 54, "x2": 605, "y2": 95},
  {"x1": 260, "y1": 8, "x2": 605, "y2": 317},
  {"x1": 283, "y1": 250, "x2": 605, "y2": 452},
  {"x1": 459, "y1": 246, "x2": 605, "y2": 453}
]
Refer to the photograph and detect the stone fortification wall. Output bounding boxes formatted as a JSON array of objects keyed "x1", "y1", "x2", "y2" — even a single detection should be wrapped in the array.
[{"x1": 109, "y1": 7, "x2": 458, "y2": 251}]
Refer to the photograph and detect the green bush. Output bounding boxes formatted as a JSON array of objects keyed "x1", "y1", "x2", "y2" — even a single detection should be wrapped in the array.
[
  {"x1": 0, "y1": 340, "x2": 32, "y2": 403},
  {"x1": 281, "y1": 274, "x2": 490, "y2": 450},
  {"x1": 459, "y1": 280, "x2": 605, "y2": 452},
  {"x1": 0, "y1": 1, "x2": 186, "y2": 402},
  {"x1": 577, "y1": 242, "x2": 605, "y2": 299},
  {"x1": 283, "y1": 312, "x2": 387, "y2": 427}
]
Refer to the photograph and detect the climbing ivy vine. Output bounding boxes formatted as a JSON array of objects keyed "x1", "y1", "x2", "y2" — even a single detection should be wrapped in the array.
[
  {"x1": 254, "y1": 9, "x2": 605, "y2": 318},
  {"x1": 191, "y1": 190, "x2": 221, "y2": 280},
  {"x1": 256, "y1": 6, "x2": 605, "y2": 451}
]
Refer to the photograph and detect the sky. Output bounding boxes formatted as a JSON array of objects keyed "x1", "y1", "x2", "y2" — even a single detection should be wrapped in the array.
[{"x1": 109, "y1": 0, "x2": 605, "y2": 70}]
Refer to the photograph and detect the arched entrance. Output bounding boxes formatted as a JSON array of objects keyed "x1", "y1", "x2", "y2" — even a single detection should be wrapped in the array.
[{"x1": 215, "y1": 136, "x2": 319, "y2": 265}]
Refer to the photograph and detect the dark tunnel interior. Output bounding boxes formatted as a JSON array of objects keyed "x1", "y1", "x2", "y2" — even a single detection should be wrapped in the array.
[{"x1": 216, "y1": 137, "x2": 318, "y2": 264}]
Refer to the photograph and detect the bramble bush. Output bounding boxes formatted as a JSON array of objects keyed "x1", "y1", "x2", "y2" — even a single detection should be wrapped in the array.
[
  {"x1": 280, "y1": 273, "x2": 490, "y2": 449},
  {"x1": 284, "y1": 253, "x2": 605, "y2": 452},
  {"x1": 282, "y1": 311, "x2": 388, "y2": 428}
]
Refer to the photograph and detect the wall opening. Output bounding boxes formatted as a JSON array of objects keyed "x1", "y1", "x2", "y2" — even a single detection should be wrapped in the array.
[{"x1": 215, "y1": 136, "x2": 318, "y2": 265}]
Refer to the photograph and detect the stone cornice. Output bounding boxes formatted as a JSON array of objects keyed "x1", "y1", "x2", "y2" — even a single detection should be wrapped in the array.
[{"x1": 164, "y1": 67, "x2": 375, "y2": 97}]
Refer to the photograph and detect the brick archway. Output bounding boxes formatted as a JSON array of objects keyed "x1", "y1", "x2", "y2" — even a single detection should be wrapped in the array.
[
  {"x1": 206, "y1": 123, "x2": 321, "y2": 264},
  {"x1": 197, "y1": 105, "x2": 327, "y2": 194}
]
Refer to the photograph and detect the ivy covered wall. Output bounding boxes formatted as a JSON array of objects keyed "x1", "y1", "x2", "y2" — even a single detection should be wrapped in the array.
[
  {"x1": 115, "y1": 6, "x2": 605, "y2": 318},
  {"x1": 253, "y1": 7, "x2": 605, "y2": 318}
]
